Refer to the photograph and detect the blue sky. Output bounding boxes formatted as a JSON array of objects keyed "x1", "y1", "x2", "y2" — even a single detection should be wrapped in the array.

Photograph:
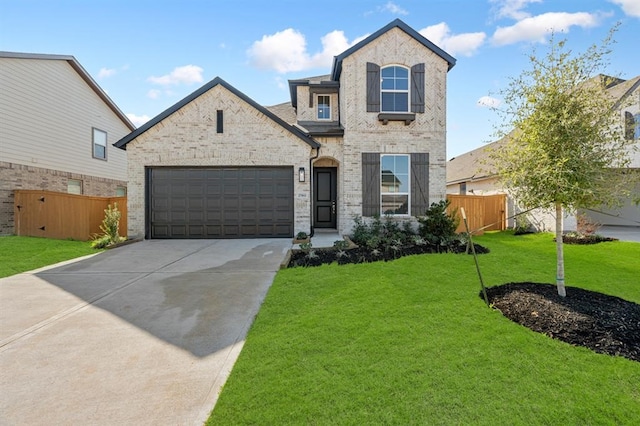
[{"x1": 1, "y1": 0, "x2": 638, "y2": 156}]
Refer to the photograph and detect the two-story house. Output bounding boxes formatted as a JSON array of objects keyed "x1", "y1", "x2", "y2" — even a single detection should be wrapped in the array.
[
  {"x1": 0, "y1": 52, "x2": 135, "y2": 235},
  {"x1": 114, "y1": 19, "x2": 456, "y2": 239}
]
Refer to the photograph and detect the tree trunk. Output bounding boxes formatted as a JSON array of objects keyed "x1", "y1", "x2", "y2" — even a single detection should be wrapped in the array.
[{"x1": 555, "y1": 202, "x2": 567, "y2": 297}]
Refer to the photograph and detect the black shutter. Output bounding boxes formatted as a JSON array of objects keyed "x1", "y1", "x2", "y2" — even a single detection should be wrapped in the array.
[
  {"x1": 411, "y1": 63, "x2": 425, "y2": 113},
  {"x1": 362, "y1": 153, "x2": 380, "y2": 216},
  {"x1": 366, "y1": 62, "x2": 380, "y2": 112},
  {"x1": 410, "y1": 153, "x2": 429, "y2": 216}
]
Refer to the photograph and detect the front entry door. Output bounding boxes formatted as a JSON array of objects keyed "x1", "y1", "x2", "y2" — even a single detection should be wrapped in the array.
[{"x1": 313, "y1": 168, "x2": 337, "y2": 228}]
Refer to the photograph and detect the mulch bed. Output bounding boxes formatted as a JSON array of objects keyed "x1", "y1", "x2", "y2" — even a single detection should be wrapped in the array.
[
  {"x1": 287, "y1": 241, "x2": 489, "y2": 268},
  {"x1": 561, "y1": 234, "x2": 618, "y2": 244},
  {"x1": 485, "y1": 282, "x2": 640, "y2": 362}
]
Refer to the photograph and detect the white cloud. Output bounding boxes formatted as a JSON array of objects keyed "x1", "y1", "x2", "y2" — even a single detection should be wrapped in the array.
[
  {"x1": 381, "y1": 1, "x2": 408, "y2": 16},
  {"x1": 148, "y1": 65, "x2": 204, "y2": 86},
  {"x1": 147, "y1": 89, "x2": 161, "y2": 99},
  {"x1": 126, "y1": 113, "x2": 151, "y2": 128},
  {"x1": 420, "y1": 23, "x2": 486, "y2": 57},
  {"x1": 492, "y1": 12, "x2": 602, "y2": 45},
  {"x1": 248, "y1": 28, "x2": 366, "y2": 73},
  {"x1": 477, "y1": 96, "x2": 502, "y2": 108},
  {"x1": 98, "y1": 67, "x2": 116, "y2": 79},
  {"x1": 490, "y1": 0, "x2": 542, "y2": 20},
  {"x1": 609, "y1": 0, "x2": 640, "y2": 17}
]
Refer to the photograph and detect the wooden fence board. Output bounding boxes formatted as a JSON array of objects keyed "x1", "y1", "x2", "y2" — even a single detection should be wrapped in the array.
[
  {"x1": 446, "y1": 194, "x2": 506, "y2": 234},
  {"x1": 14, "y1": 190, "x2": 127, "y2": 241}
]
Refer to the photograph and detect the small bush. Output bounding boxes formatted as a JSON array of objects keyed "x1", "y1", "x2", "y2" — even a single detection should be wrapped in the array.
[
  {"x1": 417, "y1": 200, "x2": 459, "y2": 246},
  {"x1": 91, "y1": 203, "x2": 125, "y2": 249}
]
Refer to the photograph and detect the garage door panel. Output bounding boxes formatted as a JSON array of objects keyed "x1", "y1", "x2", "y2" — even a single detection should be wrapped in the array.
[{"x1": 150, "y1": 167, "x2": 293, "y2": 238}]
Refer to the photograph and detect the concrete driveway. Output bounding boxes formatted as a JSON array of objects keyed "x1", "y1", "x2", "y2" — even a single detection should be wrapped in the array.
[{"x1": 0, "y1": 239, "x2": 291, "y2": 425}]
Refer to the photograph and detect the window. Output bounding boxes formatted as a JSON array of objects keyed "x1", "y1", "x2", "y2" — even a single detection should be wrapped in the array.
[
  {"x1": 116, "y1": 187, "x2": 127, "y2": 196},
  {"x1": 217, "y1": 110, "x2": 223, "y2": 133},
  {"x1": 635, "y1": 114, "x2": 640, "y2": 140},
  {"x1": 381, "y1": 66, "x2": 409, "y2": 112},
  {"x1": 381, "y1": 154, "x2": 409, "y2": 215},
  {"x1": 460, "y1": 182, "x2": 467, "y2": 195},
  {"x1": 68, "y1": 179, "x2": 82, "y2": 195},
  {"x1": 317, "y1": 95, "x2": 331, "y2": 120},
  {"x1": 93, "y1": 128, "x2": 107, "y2": 159}
]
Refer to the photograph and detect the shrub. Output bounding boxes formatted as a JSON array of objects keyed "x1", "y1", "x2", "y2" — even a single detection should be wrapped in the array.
[
  {"x1": 417, "y1": 200, "x2": 460, "y2": 246},
  {"x1": 91, "y1": 203, "x2": 125, "y2": 249}
]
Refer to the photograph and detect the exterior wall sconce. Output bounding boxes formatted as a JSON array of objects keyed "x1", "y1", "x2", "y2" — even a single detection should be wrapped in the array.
[{"x1": 299, "y1": 167, "x2": 306, "y2": 182}]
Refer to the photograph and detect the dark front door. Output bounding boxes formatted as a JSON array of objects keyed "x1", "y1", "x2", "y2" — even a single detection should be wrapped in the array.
[{"x1": 313, "y1": 168, "x2": 337, "y2": 228}]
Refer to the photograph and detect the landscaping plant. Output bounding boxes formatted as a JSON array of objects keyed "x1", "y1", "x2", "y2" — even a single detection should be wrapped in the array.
[{"x1": 91, "y1": 203, "x2": 125, "y2": 249}]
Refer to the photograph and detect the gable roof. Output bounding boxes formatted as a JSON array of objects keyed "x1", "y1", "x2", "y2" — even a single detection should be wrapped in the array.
[
  {"x1": 447, "y1": 74, "x2": 640, "y2": 185},
  {"x1": 0, "y1": 51, "x2": 135, "y2": 132},
  {"x1": 114, "y1": 77, "x2": 320, "y2": 149},
  {"x1": 330, "y1": 18, "x2": 456, "y2": 81}
]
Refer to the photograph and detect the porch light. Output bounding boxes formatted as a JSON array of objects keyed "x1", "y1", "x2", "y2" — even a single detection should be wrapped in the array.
[{"x1": 299, "y1": 167, "x2": 306, "y2": 182}]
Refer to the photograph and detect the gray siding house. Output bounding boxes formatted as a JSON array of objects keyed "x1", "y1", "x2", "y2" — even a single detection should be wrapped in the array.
[
  {"x1": 115, "y1": 19, "x2": 456, "y2": 239},
  {"x1": 0, "y1": 52, "x2": 135, "y2": 235}
]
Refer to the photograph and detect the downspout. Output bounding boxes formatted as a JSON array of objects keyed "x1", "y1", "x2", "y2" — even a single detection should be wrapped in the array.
[{"x1": 309, "y1": 146, "x2": 320, "y2": 237}]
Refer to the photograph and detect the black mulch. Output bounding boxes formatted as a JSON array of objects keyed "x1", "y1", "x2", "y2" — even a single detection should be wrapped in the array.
[
  {"x1": 287, "y1": 242, "x2": 489, "y2": 268},
  {"x1": 485, "y1": 282, "x2": 640, "y2": 362},
  {"x1": 561, "y1": 234, "x2": 618, "y2": 244}
]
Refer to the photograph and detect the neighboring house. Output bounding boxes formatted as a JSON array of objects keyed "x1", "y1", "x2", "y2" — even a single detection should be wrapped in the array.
[
  {"x1": 0, "y1": 51, "x2": 135, "y2": 235},
  {"x1": 115, "y1": 19, "x2": 456, "y2": 239},
  {"x1": 447, "y1": 74, "x2": 640, "y2": 231}
]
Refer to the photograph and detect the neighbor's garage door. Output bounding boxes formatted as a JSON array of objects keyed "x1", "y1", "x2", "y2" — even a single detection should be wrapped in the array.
[{"x1": 149, "y1": 167, "x2": 293, "y2": 238}]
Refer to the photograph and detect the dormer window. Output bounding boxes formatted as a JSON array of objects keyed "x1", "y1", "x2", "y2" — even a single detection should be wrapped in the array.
[
  {"x1": 317, "y1": 95, "x2": 331, "y2": 120},
  {"x1": 381, "y1": 65, "x2": 409, "y2": 112}
]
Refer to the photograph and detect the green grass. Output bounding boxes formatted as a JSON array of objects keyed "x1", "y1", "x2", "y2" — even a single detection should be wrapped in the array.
[
  {"x1": 208, "y1": 232, "x2": 640, "y2": 425},
  {"x1": 0, "y1": 236, "x2": 99, "y2": 278}
]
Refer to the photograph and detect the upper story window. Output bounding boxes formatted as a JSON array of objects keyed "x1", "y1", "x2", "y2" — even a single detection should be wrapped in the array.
[
  {"x1": 317, "y1": 95, "x2": 331, "y2": 120},
  {"x1": 92, "y1": 128, "x2": 107, "y2": 160},
  {"x1": 626, "y1": 112, "x2": 640, "y2": 140},
  {"x1": 381, "y1": 66, "x2": 409, "y2": 112},
  {"x1": 381, "y1": 154, "x2": 410, "y2": 215}
]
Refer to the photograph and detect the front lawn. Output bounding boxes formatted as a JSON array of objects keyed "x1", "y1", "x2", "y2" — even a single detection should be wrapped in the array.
[
  {"x1": 0, "y1": 236, "x2": 99, "y2": 278},
  {"x1": 208, "y1": 232, "x2": 640, "y2": 425}
]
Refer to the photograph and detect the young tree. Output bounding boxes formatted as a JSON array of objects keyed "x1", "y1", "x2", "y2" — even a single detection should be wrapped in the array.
[{"x1": 489, "y1": 27, "x2": 638, "y2": 297}]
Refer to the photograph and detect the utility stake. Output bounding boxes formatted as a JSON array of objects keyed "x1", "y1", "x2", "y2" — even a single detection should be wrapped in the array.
[{"x1": 461, "y1": 207, "x2": 490, "y2": 307}]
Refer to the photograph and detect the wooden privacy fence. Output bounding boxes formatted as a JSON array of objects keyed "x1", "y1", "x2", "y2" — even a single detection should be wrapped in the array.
[
  {"x1": 447, "y1": 194, "x2": 507, "y2": 234},
  {"x1": 14, "y1": 190, "x2": 127, "y2": 241}
]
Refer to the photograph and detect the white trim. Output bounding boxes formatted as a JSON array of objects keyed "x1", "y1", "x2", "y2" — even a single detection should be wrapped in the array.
[
  {"x1": 380, "y1": 64, "x2": 410, "y2": 113},
  {"x1": 317, "y1": 94, "x2": 331, "y2": 120},
  {"x1": 380, "y1": 154, "x2": 411, "y2": 216}
]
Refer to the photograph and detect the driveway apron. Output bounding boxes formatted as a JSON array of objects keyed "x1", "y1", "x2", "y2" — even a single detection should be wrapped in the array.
[{"x1": 0, "y1": 239, "x2": 291, "y2": 425}]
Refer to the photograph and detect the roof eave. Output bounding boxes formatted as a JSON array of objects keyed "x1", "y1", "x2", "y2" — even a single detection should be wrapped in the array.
[
  {"x1": 114, "y1": 77, "x2": 320, "y2": 150},
  {"x1": 330, "y1": 18, "x2": 457, "y2": 81}
]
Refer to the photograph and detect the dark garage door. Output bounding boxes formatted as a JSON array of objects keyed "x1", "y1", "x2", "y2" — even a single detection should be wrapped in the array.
[{"x1": 149, "y1": 167, "x2": 294, "y2": 239}]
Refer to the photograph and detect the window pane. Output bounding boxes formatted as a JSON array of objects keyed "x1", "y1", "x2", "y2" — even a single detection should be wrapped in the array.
[
  {"x1": 381, "y1": 92, "x2": 395, "y2": 112},
  {"x1": 381, "y1": 67, "x2": 395, "y2": 77},
  {"x1": 395, "y1": 93, "x2": 408, "y2": 111},
  {"x1": 395, "y1": 67, "x2": 408, "y2": 78},
  {"x1": 94, "y1": 144, "x2": 106, "y2": 159},
  {"x1": 381, "y1": 78, "x2": 394, "y2": 90},
  {"x1": 396, "y1": 77, "x2": 408, "y2": 90},
  {"x1": 382, "y1": 194, "x2": 408, "y2": 215},
  {"x1": 395, "y1": 156, "x2": 409, "y2": 173},
  {"x1": 93, "y1": 129, "x2": 107, "y2": 146},
  {"x1": 381, "y1": 155, "x2": 395, "y2": 171},
  {"x1": 68, "y1": 179, "x2": 82, "y2": 195}
]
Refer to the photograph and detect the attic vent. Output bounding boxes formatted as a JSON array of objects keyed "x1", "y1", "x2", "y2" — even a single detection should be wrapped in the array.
[{"x1": 217, "y1": 110, "x2": 223, "y2": 133}]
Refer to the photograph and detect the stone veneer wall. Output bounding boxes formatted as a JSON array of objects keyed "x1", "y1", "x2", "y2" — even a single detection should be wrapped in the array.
[
  {"x1": 0, "y1": 161, "x2": 126, "y2": 235},
  {"x1": 124, "y1": 84, "x2": 315, "y2": 239},
  {"x1": 337, "y1": 27, "x2": 450, "y2": 234}
]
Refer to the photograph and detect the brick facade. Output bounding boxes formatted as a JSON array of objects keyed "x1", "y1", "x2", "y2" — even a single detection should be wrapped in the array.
[
  {"x1": 118, "y1": 19, "x2": 453, "y2": 239},
  {"x1": 124, "y1": 84, "x2": 314, "y2": 239},
  {"x1": 0, "y1": 161, "x2": 126, "y2": 235}
]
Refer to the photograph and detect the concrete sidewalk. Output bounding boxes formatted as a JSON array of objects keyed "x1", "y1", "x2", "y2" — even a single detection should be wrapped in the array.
[{"x1": 0, "y1": 239, "x2": 291, "y2": 425}]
